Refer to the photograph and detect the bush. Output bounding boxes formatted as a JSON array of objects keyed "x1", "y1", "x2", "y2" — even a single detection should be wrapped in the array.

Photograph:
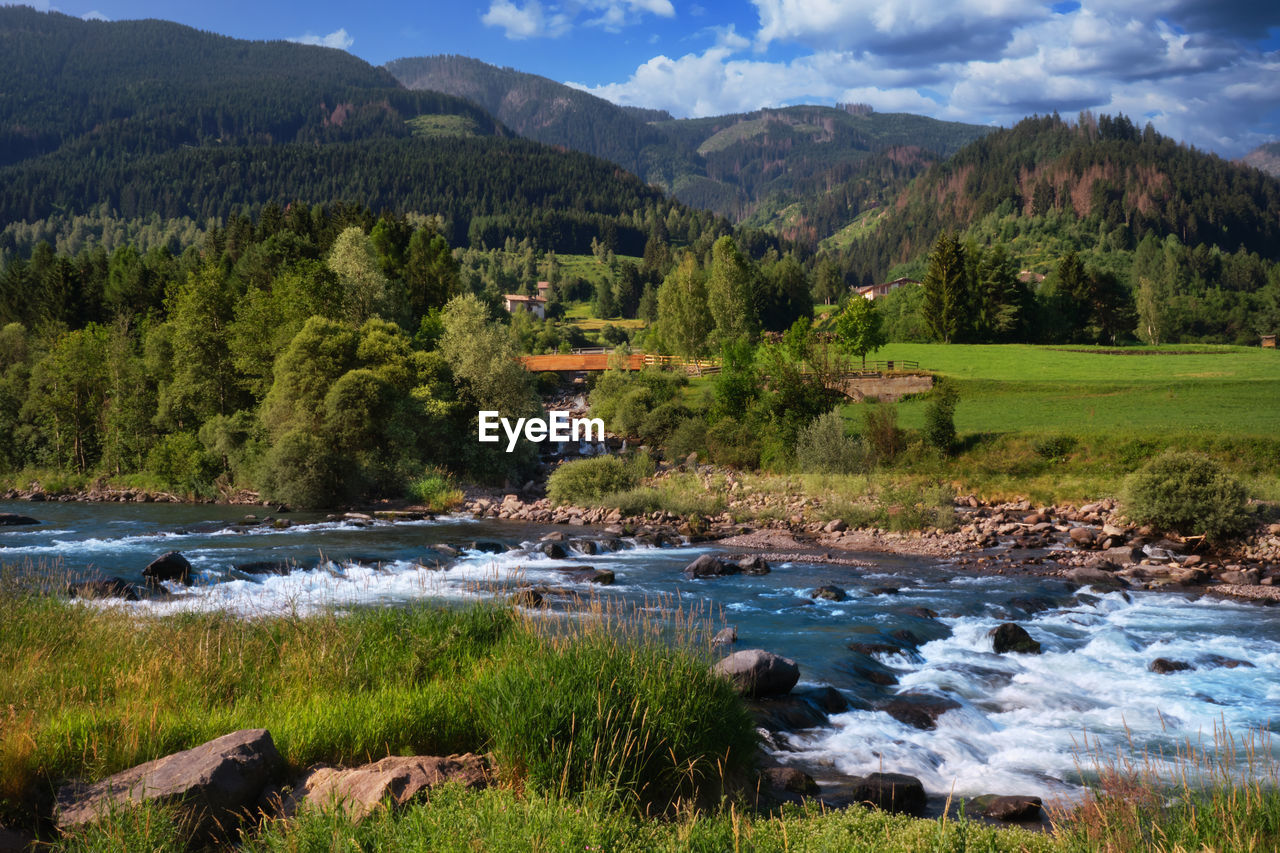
[
  {"x1": 1121, "y1": 450, "x2": 1252, "y2": 541},
  {"x1": 796, "y1": 409, "x2": 867, "y2": 475},
  {"x1": 638, "y1": 400, "x2": 690, "y2": 447},
  {"x1": 704, "y1": 418, "x2": 760, "y2": 469},
  {"x1": 548, "y1": 455, "x2": 645, "y2": 506},
  {"x1": 922, "y1": 380, "x2": 958, "y2": 455},
  {"x1": 862, "y1": 402, "x2": 903, "y2": 464},
  {"x1": 1033, "y1": 435, "x2": 1078, "y2": 462},
  {"x1": 145, "y1": 432, "x2": 220, "y2": 496},
  {"x1": 535, "y1": 371, "x2": 562, "y2": 396},
  {"x1": 664, "y1": 418, "x2": 707, "y2": 461},
  {"x1": 406, "y1": 468, "x2": 463, "y2": 511}
]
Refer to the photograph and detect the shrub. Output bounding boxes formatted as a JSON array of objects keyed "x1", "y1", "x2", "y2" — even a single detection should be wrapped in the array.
[
  {"x1": 535, "y1": 371, "x2": 562, "y2": 396},
  {"x1": 796, "y1": 409, "x2": 868, "y2": 475},
  {"x1": 145, "y1": 432, "x2": 220, "y2": 496},
  {"x1": 664, "y1": 418, "x2": 707, "y2": 462},
  {"x1": 406, "y1": 468, "x2": 463, "y2": 511},
  {"x1": 862, "y1": 402, "x2": 903, "y2": 464},
  {"x1": 704, "y1": 418, "x2": 760, "y2": 469},
  {"x1": 547, "y1": 455, "x2": 644, "y2": 506},
  {"x1": 1033, "y1": 434, "x2": 1078, "y2": 462},
  {"x1": 1121, "y1": 450, "x2": 1252, "y2": 541},
  {"x1": 922, "y1": 380, "x2": 958, "y2": 455},
  {"x1": 638, "y1": 400, "x2": 689, "y2": 447}
]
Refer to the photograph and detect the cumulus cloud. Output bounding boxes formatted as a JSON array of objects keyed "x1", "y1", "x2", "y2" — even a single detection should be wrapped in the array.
[
  {"x1": 288, "y1": 28, "x2": 354, "y2": 50},
  {"x1": 579, "y1": 0, "x2": 1280, "y2": 155},
  {"x1": 81, "y1": 10, "x2": 108, "y2": 21},
  {"x1": 481, "y1": 0, "x2": 674, "y2": 39}
]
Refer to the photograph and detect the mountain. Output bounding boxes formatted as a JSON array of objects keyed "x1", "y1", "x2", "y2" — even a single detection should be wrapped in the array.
[
  {"x1": 385, "y1": 55, "x2": 993, "y2": 225},
  {"x1": 0, "y1": 9, "x2": 695, "y2": 255},
  {"x1": 1240, "y1": 142, "x2": 1280, "y2": 178},
  {"x1": 836, "y1": 114, "x2": 1280, "y2": 282},
  {"x1": 384, "y1": 55, "x2": 671, "y2": 177}
]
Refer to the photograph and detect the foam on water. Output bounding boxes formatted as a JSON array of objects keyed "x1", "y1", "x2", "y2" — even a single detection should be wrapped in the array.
[{"x1": 789, "y1": 587, "x2": 1280, "y2": 800}]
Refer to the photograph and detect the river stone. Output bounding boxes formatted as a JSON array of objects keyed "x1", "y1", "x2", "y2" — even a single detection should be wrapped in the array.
[
  {"x1": 558, "y1": 567, "x2": 615, "y2": 585},
  {"x1": 143, "y1": 551, "x2": 193, "y2": 586},
  {"x1": 846, "y1": 772, "x2": 926, "y2": 816},
  {"x1": 283, "y1": 754, "x2": 491, "y2": 820},
  {"x1": 761, "y1": 766, "x2": 819, "y2": 795},
  {"x1": 877, "y1": 693, "x2": 961, "y2": 730},
  {"x1": 989, "y1": 623, "x2": 1042, "y2": 655},
  {"x1": 469, "y1": 540, "x2": 506, "y2": 554},
  {"x1": 1201, "y1": 654, "x2": 1254, "y2": 669},
  {"x1": 737, "y1": 555, "x2": 771, "y2": 575},
  {"x1": 509, "y1": 588, "x2": 544, "y2": 607},
  {"x1": 1102, "y1": 546, "x2": 1143, "y2": 563},
  {"x1": 56, "y1": 729, "x2": 282, "y2": 832},
  {"x1": 972, "y1": 794, "x2": 1043, "y2": 821},
  {"x1": 713, "y1": 649, "x2": 799, "y2": 697},
  {"x1": 570, "y1": 538, "x2": 599, "y2": 555},
  {"x1": 67, "y1": 576, "x2": 137, "y2": 601},
  {"x1": 684, "y1": 554, "x2": 738, "y2": 579},
  {"x1": 1149, "y1": 658, "x2": 1193, "y2": 674},
  {"x1": 712, "y1": 626, "x2": 738, "y2": 647},
  {"x1": 1065, "y1": 566, "x2": 1124, "y2": 587},
  {"x1": 1068, "y1": 527, "x2": 1095, "y2": 546},
  {"x1": 1219, "y1": 569, "x2": 1261, "y2": 585},
  {"x1": 810, "y1": 585, "x2": 848, "y2": 602},
  {"x1": 0, "y1": 512, "x2": 39, "y2": 526},
  {"x1": 235, "y1": 560, "x2": 298, "y2": 576}
]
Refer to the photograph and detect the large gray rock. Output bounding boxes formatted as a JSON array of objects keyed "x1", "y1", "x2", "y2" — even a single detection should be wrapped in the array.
[
  {"x1": 143, "y1": 551, "x2": 193, "y2": 586},
  {"x1": 280, "y1": 754, "x2": 491, "y2": 820},
  {"x1": 712, "y1": 649, "x2": 799, "y2": 697},
  {"x1": 684, "y1": 554, "x2": 739, "y2": 579},
  {"x1": 0, "y1": 513, "x2": 39, "y2": 526},
  {"x1": 989, "y1": 623, "x2": 1042, "y2": 655},
  {"x1": 846, "y1": 772, "x2": 926, "y2": 815},
  {"x1": 56, "y1": 729, "x2": 282, "y2": 832}
]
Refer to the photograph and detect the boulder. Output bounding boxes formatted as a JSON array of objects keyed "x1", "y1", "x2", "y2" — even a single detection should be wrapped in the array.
[
  {"x1": 67, "y1": 576, "x2": 136, "y2": 601},
  {"x1": 469, "y1": 540, "x2": 507, "y2": 554},
  {"x1": 1068, "y1": 527, "x2": 1096, "y2": 546},
  {"x1": 143, "y1": 551, "x2": 193, "y2": 586},
  {"x1": 683, "y1": 554, "x2": 738, "y2": 579},
  {"x1": 712, "y1": 626, "x2": 738, "y2": 647},
  {"x1": 540, "y1": 541, "x2": 569, "y2": 559},
  {"x1": 282, "y1": 754, "x2": 491, "y2": 820},
  {"x1": 1201, "y1": 654, "x2": 1254, "y2": 669},
  {"x1": 868, "y1": 586, "x2": 901, "y2": 596},
  {"x1": 57, "y1": 729, "x2": 282, "y2": 832},
  {"x1": 972, "y1": 794, "x2": 1043, "y2": 821},
  {"x1": 989, "y1": 623, "x2": 1042, "y2": 655},
  {"x1": 1219, "y1": 569, "x2": 1261, "y2": 586},
  {"x1": 1065, "y1": 566, "x2": 1124, "y2": 588},
  {"x1": 570, "y1": 539, "x2": 599, "y2": 555},
  {"x1": 712, "y1": 649, "x2": 799, "y2": 697},
  {"x1": 810, "y1": 585, "x2": 848, "y2": 602},
  {"x1": 737, "y1": 555, "x2": 771, "y2": 575},
  {"x1": 1102, "y1": 545, "x2": 1143, "y2": 564},
  {"x1": 846, "y1": 772, "x2": 926, "y2": 816},
  {"x1": 877, "y1": 693, "x2": 961, "y2": 730},
  {"x1": 823, "y1": 519, "x2": 848, "y2": 534},
  {"x1": 1149, "y1": 658, "x2": 1193, "y2": 674},
  {"x1": 0, "y1": 513, "x2": 39, "y2": 526},
  {"x1": 509, "y1": 588, "x2": 544, "y2": 608},
  {"x1": 558, "y1": 567, "x2": 615, "y2": 585},
  {"x1": 761, "y1": 766, "x2": 818, "y2": 795}
]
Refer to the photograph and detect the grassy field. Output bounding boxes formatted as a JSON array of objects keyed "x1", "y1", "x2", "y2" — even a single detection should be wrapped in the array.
[{"x1": 877, "y1": 343, "x2": 1280, "y2": 437}]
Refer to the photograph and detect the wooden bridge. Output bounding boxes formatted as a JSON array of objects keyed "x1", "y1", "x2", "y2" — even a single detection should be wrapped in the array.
[{"x1": 520, "y1": 350, "x2": 721, "y2": 374}]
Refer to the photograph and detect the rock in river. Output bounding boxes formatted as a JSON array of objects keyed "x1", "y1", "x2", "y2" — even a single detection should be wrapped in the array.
[
  {"x1": 0, "y1": 512, "x2": 39, "y2": 526},
  {"x1": 989, "y1": 623, "x2": 1042, "y2": 655},
  {"x1": 144, "y1": 551, "x2": 193, "y2": 586},
  {"x1": 845, "y1": 772, "x2": 926, "y2": 816},
  {"x1": 712, "y1": 649, "x2": 799, "y2": 697},
  {"x1": 67, "y1": 576, "x2": 137, "y2": 601},
  {"x1": 684, "y1": 554, "x2": 739, "y2": 579}
]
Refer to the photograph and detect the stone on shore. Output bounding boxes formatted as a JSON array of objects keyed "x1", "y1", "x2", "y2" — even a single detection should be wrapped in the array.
[
  {"x1": 281, "y1": 754, "x2": 491, "y2": 820},
  {"x1": 57, "y1": 729, "x2": 282, "y2": 832},
  {"x1": 972, "y1": 794, "x2": 1043, "y2": 821},
  {"x1": 989, "y1": 623, "x2": 1042, "y2": 655},
  {"x1": 1065, "y1": 566, "x2": 1124, "y2": 587},
  {"x1": 846, "y1": 772, "x2": 926, "y2": 816},
  {"x1": 712, "y1": 649, "x2": 799, "y2": 697},
  {"x1": 144, "y1": 551, "x2": 193, "y2": 586},
  {"x1": 684, "y1": 554, "x2": 738, "y2": 579}
]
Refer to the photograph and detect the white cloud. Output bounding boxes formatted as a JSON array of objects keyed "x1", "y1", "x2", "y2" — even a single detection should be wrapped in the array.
[
  {"x1": 578, "y1": 0, "x2": 1280, "y2": 156},
  {"x1": 81, "y1": 10, "x2": 108, "y2": 21},
  {"x1": 287, "y1": 28, "x2": 354, "y2": 50},
  {"x1": 481, "y1": 0, "x2": 673, "y2": 39}
]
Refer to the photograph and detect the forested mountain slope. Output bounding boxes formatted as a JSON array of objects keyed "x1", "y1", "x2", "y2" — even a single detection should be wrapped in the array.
[{"x1": 387, "y1": 55, "x2": 992, "y2": 225}]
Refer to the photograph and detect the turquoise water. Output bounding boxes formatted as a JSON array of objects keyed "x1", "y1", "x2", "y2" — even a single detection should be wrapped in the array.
[{"x1": 4, "y1": 500, "x2": 1278, "y2": 802}]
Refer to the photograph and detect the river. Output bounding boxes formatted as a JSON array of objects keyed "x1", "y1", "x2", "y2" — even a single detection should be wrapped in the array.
[{"x1": 4, "y1": 500, "x2": 1278, "y2": 804}]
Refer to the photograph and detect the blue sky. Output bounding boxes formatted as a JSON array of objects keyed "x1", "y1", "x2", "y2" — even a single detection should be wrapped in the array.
[{"x1": 16, "y1": 1, "x2": 1280, "y2": 157}]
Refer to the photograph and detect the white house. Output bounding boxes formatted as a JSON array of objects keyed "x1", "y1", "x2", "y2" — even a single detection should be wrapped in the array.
[
  {"x1": 855, "y1": 277, "x2": 920, "y2": 301},
  {"x1": 503, "y1": 294, "x2": 547, "y2": 320}
]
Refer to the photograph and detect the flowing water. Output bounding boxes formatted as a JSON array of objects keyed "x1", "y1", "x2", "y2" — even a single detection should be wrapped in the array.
[{"x1": 4, "y1": 501, "x2": 1278, "y2": 803}]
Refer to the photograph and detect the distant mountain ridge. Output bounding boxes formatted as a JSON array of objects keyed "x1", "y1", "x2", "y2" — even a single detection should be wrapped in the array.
[
  {"x1": 385, "y1": 55, "x2": 994, "y2": 225},
  {"x1": 1240, "y1": 142, "x2": 1280, "y2": 178}
]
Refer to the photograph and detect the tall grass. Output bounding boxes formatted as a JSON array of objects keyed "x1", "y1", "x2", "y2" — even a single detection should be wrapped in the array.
[{"x1": 0, "y1": 566, "x2": 753, "y2": 828}]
